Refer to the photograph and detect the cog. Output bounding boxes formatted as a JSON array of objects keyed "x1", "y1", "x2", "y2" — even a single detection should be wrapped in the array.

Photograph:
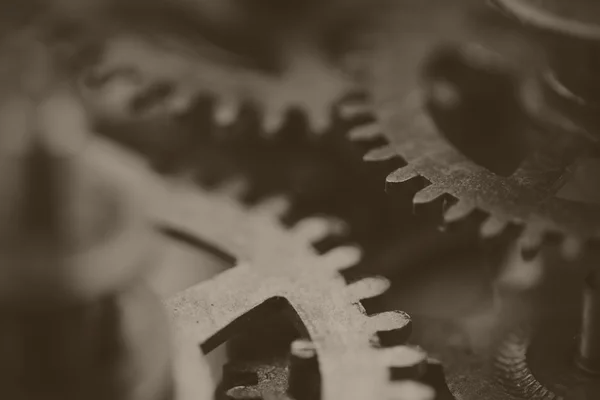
[
  {"x1": 157, "y1": 181, "x2": 435, "y2": 400},
  {"x1": 345, "y1": 29, "x2": 600, "y2": 258},
  {"x1": 92, "y1": 141, "x2": 435, "y2": 400},
  {"x1": 76, "y1": 0, "x2": 378, "y2": 137}
]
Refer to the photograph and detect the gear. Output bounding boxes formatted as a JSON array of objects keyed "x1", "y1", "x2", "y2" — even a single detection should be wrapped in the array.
[
  {"x1": 80, "y1": 37, "x2": 354, "y2": 134},
  {"x1": 94, "y1": 141, "x2": 436, "y2": 400},
  {"x1": 157, "y1": 181, "x2": 435, "y2": 400},
  {"x1": 75, "y1": 0, "x2": 384, "y2": 136},
  {"x1": 344, "y1": 11, "x2": 600, "y2": 258}
]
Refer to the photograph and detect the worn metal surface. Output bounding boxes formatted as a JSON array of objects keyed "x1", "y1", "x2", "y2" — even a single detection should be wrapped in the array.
[
  {"x1": 141, "y1": 174, "x2": 436, "y2": 400},
  {"x1": 343, "y1": 2, "x2": 600, "y2": 256}
]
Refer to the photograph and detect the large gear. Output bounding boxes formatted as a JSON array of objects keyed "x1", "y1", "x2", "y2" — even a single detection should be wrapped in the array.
[
  {"x1": 92, "y1": 139, "x2": 436, "y2": 400},
  {"x1": 158, "y1": 183, "x2": 435, "y2": 400},
  {"x1": 80, "y1": 38, "x2": 354, "y2": 135},
  {"x1": 75, "y1": 0, "x2": 388, "y2": 136},
  {"x1": 344, "y1": 4, "x2": 600, "y2": 258}
]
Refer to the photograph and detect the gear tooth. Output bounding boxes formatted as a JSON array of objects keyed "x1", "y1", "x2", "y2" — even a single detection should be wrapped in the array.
[
  {"x1": 262, "y1": 110, "x2": 286, "y2": 136},
  {"x1": 518, "y1": 224, "x2": 546, "y2": 254},
  {"x1": 307, "y1": 109, "x2": 330, "y2": 135},
  {"x1": 387, "y1": 381, "x2": 436, "y2": 400},
  {"x1": 444, "y1": 200, "x2": 476, "y2": 223},
  {"x1": 254, "y1": 195, "x2": 290, "y2": 217},
  {"x1": 387, "y1": 166, "x2": 419, "y2": 184},
  {"x1": 339, "y1": 101, "x2": 373, "y2": 119},
  {"x1": 348, "y1": 123, "x2": 381, "y2": 141},
  {"x1": 226, "y1": 385, "x2": 262, "y2": 399},
  {"x1": 214, "y1": 98, "x2": 241, "y2": 126},
  {"x1": 289, "y1": 340, "x2": 318, "y2": 400},
  {"x1": 364, "y1": 145, "x2": 397, "y2": 162},
  {"x1": 497, "y1": 245, "x2": 543, "y2": 290},
  {"x1": 561, "y1": 236, "x2": 584, "y2": 261},
  {"x1": 347, "y1": 276, "x2": 391, "y2": 302},
  {"x1": 480, "y1": 216, "x2": 509, "y2": 238},
  {"x1": 413, "y1": 185, "x2": 446, "y2": 205},
  {"x1": 166, "y1": 90, "x2": 194, "y2": 115},
  {"x1": 382, "y1": 345, "x2": 428, "y2": 376},
  {"x1": 368, "y1": 311, "x2": 412, "y2": 339},
  {"x1": 293, "y1": 217, "x2": 340, "y2": 242},
  {"x1": 214, "y1": 178, "x2": 250, "y2": 199},
  {"x1": 321, "y1": 246, "x2": 362, "y2": 272}
]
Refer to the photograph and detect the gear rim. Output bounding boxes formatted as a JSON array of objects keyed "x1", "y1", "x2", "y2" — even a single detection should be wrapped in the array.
[
  {"x1": 111, "y1": 157, "x2": 437, "y2": 400},
  {"x1": 79, "y1": 32, "x2": 358, "y2": 135},
  {"x1": 152, "y1": 180, "x2": 428, "y2": 398},
  {"x1": 344, "y1": 52, "x2": 600, "y2": 258}
]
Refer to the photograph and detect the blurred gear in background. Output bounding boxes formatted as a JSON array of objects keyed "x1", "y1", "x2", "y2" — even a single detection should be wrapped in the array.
[{"x1": 78, "y1": 0, "x2": 391, "y2": 134}]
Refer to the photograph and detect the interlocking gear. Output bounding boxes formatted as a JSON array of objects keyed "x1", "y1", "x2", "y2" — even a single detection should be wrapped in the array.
[
  {"x1": 154, "y1": 180, "x2": 435, "y2": 400},
  {"x1": 344, "y1": 8, "x2": 600, "y2": 258},
  {"x1": 81, "y1": 38, "x2": 354, "y2": 134},
  {"x1": 76, "y1": 0, "x2": 385, "y2": 136},
  {"x1": 94, "y1": 140, "x2": 436, "y2": 400}
]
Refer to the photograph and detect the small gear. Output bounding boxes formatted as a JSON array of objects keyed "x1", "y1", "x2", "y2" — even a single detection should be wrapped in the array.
[{"x1": 93, "y1": 140, "x2": 436, "y2": 400}]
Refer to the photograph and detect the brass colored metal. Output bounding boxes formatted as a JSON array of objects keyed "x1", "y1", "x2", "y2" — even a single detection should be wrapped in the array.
[{"x1": 148, "y1": 177, "x2": 436, "y2": 400}]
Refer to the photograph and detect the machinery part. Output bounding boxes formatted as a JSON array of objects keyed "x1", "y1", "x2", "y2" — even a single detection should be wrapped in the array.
[
  {"x1": 346, "y1": 29, "x2": 600, "y2": 258},
  {"x1": 494, "y1": 250, "x2": 600, "y2": 400},
  {"x1": 81, "y1": 39, "x2": 353, "y2": 135},
  {"x1": 111, "y1": 148, "x2": 437, "y2": 400},
  {"x1": 3, "y1": 0, "x2": 375, "y2": 135},
  {"x1": 380, "y1": 239, "x2": 540, "y2": 400},
  {"x1": 154, "y1": 180, "x2": 435, "y2": 400},
  {"x1": 76, "y1": 0, "x2": 387, "y2": 135}
]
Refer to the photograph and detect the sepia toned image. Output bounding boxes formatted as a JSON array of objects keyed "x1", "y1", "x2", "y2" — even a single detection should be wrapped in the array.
[{"x1": 2, "y1": 1, "x2": 600, "y2": 399}]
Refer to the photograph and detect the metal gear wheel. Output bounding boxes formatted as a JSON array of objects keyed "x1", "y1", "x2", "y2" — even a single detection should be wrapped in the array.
[
  {"x1": 80, "y1": 38, "x2": 354, "y2": 135},
  {"x1": 99, "y1": 142, "x2": 436, "y2": 400},
  {"x1": 158, "y1": 183, "x2": 435, "y2": 400},
  {"x1": 4, "y1": 0, "x2": 376, "y2": 136},
  {"x1": 344, "y1": 27, "x2": 600, "y2": 258},
  {"x1": 75, "y1": 0, "x2": 386, "y2": 136}
]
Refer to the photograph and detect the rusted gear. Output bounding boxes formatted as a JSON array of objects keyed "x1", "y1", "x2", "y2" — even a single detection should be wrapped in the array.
[
  {"x1": 96, "y1": 142, "x2": 436, "y2": 400},
  {"x1": 344, "y1": 1, "x2": 600, "y2": 258}
]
